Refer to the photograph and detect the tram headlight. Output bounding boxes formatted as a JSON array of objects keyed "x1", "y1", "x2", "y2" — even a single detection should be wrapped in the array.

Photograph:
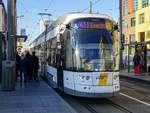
[
  {"x1": 77, "y1": 75, "x2": 90, "y2": 80},
  {"x1": 77, "y1": 75, "x2": 85, "y2": 79},
  {"x1": 77, "y1": 75, "x2": 82, "y2": 79}
]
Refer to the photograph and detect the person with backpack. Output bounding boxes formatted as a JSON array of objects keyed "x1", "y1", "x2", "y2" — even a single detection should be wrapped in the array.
[{"x1": 133, "y1": 52, "x2": 141, "y2": 73}]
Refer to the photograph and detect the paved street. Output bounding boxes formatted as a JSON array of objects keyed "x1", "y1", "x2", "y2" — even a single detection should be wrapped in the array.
[{"x1": 0, "y1": 79, "x2": 76, "y2": 113}]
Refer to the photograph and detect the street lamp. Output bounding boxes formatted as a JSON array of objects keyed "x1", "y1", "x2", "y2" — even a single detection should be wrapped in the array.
[
  {"x1": 37, "y1": 12, "x2": 52, "y2": 76},
  {"x1": 16, "y1": 15, "x2": 24, "y2": 18},
  {"x1": 37, "y1": 13, "x2": 51, "y2": 17}
]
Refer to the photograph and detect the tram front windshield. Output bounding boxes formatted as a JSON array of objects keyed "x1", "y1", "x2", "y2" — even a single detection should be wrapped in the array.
[{"x1": 65, "y1": 19, "x2": 119, "y2": 72}]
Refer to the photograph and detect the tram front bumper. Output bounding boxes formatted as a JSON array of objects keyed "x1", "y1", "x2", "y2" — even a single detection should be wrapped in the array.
[{"x1": 64, "y1": 85, "x2": 120, "y2": 98}]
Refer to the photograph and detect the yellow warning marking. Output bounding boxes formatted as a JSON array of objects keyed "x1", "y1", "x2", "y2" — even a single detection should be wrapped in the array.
[
  {"x1": 19, "y1": 42, "x2": 23, "y2": 46},
  {"x1": 88, "y1": 64, "x2": 91, "y2": 70},
  {"x1": 99, "y1": 73, "x2": 108, "y2": 86},
  {"x1": 41, "y1": 43, "x2": 44, "y2": 48}
]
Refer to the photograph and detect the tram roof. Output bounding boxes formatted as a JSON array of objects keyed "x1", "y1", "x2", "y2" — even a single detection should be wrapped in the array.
[
  {"x1": 51, "y1": 12, "x2": 114, "y2": 27},
  {"x1": 29, "y1": 12, "x2": 114, "y2": 48}
]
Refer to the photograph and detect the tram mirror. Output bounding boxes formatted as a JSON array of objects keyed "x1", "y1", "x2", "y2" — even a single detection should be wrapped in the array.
[{"x1": 66, "y1": 24, "x2": 71, "y2": 29}]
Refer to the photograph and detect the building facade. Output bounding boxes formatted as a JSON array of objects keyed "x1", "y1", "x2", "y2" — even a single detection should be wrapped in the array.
[
  {"x1": 122, "y1": 0, "x2": 150, "y2": 73},
  {"x1": 135, "y1": 0, "x2": 150, "y2": 43}
]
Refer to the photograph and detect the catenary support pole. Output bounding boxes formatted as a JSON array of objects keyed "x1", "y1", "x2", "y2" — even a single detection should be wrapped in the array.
[
  {"x1": 0, "y1": 32, "x2": 2, "y2": 83},
  {"x1": 119, "y1": 0, "x2": 123, "y2": 70},
  {"x1": 1, "y1": 0, "x2": 16, "y2": 91},
  {"x1": 7, "y1": 0, "x2": 16, "y2": 60},
  {"x1": 44, "y1": 25, "x2": 48, "y2": 76}
]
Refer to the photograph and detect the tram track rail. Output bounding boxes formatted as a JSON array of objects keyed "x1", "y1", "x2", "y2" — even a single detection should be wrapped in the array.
[
  {"x1": 44, "y1": 78, "x2": 133, "y2": 113},
  {"x1": 44, "y1": 77, "x2": 150, "y2": 113},
  {"x1": 105, "y1": 99, "x2": 133, "y2": 113},
  {"x1": 79, "y1": 98, "x2": 133, "y2": 113},
  {"x1": 56, "y1": 90, "x2": 133, "y2": 113},
  {"x1": 80, "y1": 103, "x2": 99, "y2": 113}
]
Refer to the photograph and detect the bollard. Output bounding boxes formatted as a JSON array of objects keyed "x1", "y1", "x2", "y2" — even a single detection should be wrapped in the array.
[{"x1": 2, "y1": 60, "x2": 15, "y2": 91}]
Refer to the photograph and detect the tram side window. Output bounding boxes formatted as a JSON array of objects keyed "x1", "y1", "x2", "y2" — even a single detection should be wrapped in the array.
[
  {"x1": 51, "y1": 50, "x2": 56, "y2": 66},
  {"x1": 65, "y1": 31, "x2": 73, "y2": 70},
  {"x1": 47, "y1": 40, "x2": 51, "y2": 65},
  {"x1": 47, "y1": 38, "x2": 57, "y2": 67},
  {"x1": 52, "y1": 38, "x2": 57, "y2": 67}
]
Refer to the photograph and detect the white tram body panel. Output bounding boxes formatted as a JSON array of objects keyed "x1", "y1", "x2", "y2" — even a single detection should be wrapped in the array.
[{"x1": 63, "y1": 70, "x2": 119, "y2": 97}]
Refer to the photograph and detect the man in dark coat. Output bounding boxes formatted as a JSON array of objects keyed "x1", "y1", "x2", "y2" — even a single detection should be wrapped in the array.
[
  {"x1": 16, "y1": 52, "x2": 22, "y2": 81},
  {"x1": 22, "y1": 51, "x2": 33, "y2": 81},
  {"x1": 31, "y1": 51, "x2": 39, "y2": 80}
]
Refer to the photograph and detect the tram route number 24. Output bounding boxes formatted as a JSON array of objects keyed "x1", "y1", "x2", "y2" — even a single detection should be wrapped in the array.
[{"x1": 98, "y1": 73, "x2": 108, "y2": 86}]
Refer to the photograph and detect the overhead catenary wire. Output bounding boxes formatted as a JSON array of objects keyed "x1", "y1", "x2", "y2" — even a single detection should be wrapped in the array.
[
  {"x1": 80, "y1": 0, "x2": 102, "y2": 12},
  {"x1": 45, "y1": 0, "x2": 53, "y2": 11},
  {"x1": 18, "y1": 0, "x2": 29, "y2": 14}
]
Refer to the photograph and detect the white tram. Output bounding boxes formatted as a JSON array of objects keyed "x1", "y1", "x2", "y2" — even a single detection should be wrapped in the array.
[{"x1": 30, "y1": 13, "x2": 120, "y2": 98}]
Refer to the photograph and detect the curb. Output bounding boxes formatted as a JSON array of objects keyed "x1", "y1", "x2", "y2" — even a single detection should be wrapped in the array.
[
  {"x1": 43, "y1": 77, "x2": 78, "y2": 113},
  {"x1": 48, "y1": 86, "x2": 78, "y2": 113},
  {"x1": 120, "y1": 74, "x2": 150, "y2": 85}
]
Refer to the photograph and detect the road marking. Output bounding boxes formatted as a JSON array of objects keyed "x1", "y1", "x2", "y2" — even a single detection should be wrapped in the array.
[{"x1": 120, "y1": 93, "x2": 150, "y2": 107}]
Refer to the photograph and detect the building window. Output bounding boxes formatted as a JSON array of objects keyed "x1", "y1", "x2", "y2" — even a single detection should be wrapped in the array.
[
  {"x1": 142, "y1": 0, "x2": 148, "y2": 8},
  {"x1": 122, "y1": 20, "x2": 125, "y2": 27},
  {"x1": 139, "y1": 13, "x2": 144, "y2": 24},
  {"x1": 133, "y1": 0, "x2": 138, "y2": 12},
  {"x1": 123, "y1": 0, "x2": 127, "y2": 15},
  {"x1": 140, "y1": 32, "x2": 145, "y2": 42},
  {"x1": 130, "y1": 34, "x2": 135, "y2": 43},
  {"x1": 131, "y1": 17, "x2": 136, "y2": 27}
]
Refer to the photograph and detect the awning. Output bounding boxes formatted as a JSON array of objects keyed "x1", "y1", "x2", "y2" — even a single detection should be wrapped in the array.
[{"x1": 124, "y1": 41, "x2": 150, "y2": 46}]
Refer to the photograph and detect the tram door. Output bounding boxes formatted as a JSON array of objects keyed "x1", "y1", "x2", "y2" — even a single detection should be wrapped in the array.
[
  {"x1": 56, "y1": 52, "x2": 64, "y2": 91},
  {"x1": 136, "y1": 45, "x2": 147, "y2": 73}
]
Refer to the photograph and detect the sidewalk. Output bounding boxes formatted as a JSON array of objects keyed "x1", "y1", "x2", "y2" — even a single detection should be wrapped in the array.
[
  {"x1": 120, "y1": 72, "x2": 150, "y2": 84},
  {"x1": 0, "y1": 79, "x2": 77, "y2": 113}
]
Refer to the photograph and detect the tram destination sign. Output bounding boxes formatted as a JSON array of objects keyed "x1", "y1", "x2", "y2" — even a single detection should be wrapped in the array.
[{"x1": 73, "y1": 18, "x2": 106, "y2": 29}]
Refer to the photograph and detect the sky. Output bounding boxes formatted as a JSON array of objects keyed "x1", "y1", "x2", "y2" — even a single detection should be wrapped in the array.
[{"x1": 3, "y1": 0, "x2": 119, "y2": 47}]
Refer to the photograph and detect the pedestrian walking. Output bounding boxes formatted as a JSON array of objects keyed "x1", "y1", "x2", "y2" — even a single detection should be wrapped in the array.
[
  {"x1": 31, "y1": 51, "x2": 39, "y2": 81},
  {"x1": 133, "y1": 52, "x2": 141, "y2": 73},
  {"x1": 23, "y1": 51, "x2": 33, "y2": 81},
  {"x1": 20, "y1": 53, "x2": 27, "y2": 82},
  {"x1": 16, "y1": 52, "x2": 21, "y2": 81}
]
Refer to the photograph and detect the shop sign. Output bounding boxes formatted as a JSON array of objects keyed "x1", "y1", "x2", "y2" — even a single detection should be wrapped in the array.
[
  {"x1": 146, "y1": 30, "x2": 150, "y2": 39},
  {"x1": 19, "y1": 41, "x2": 22, "y2": 46}
]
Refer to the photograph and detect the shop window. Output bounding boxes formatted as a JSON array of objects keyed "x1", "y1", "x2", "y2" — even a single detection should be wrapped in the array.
[{"x1": 140, "y1": 32, "x2": 145, "y2": 42}]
